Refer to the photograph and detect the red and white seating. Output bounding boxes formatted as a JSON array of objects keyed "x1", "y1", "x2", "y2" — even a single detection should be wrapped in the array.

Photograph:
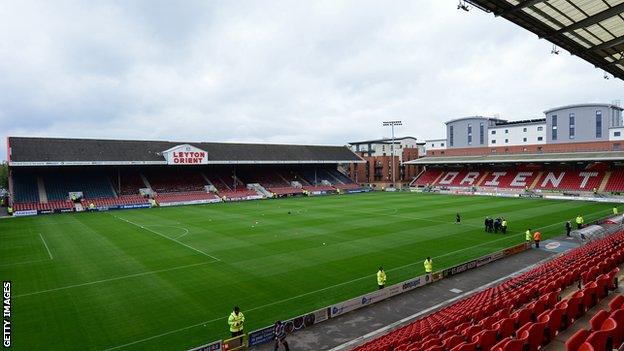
[
  {"x1": 155, "y1": 191, "x2": 220, "y2": 203},
  {"x1": 353, "y1": 231, "x2": 624, "y2": 351},
  {"x1": 411, "y1": 169, "x2": 444, "y2": 187},
  {"x1": 413, "y1": 168, "x2": 610, "y2": 192},
  {"x1": 536, "y1": 170, "x2": 605, "y2": 192},
  {"x1": 605, "y1": 170, "x2": 624, "y2": 192}
]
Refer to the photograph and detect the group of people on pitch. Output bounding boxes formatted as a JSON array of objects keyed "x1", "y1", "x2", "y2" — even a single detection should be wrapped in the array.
[{"x1": 484, "y1": 217, "x2": 507, "y2": 233}]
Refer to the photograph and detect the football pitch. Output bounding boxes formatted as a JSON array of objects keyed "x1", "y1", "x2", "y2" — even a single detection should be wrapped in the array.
[{"x1": 0, "y1": 192, "x2": 616, "y2": 350}]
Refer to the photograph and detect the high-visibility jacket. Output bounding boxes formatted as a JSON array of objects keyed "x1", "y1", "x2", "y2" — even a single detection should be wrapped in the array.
[
  {"x1": 533, "y1": 232, "x2": 541, "y2": 241},
  {"x1": 228, "y1": 311, "x2": 245, "y2": 333},
  {"x1": 614, "y1": 207, "x2": 619, "y2": 215},
  {"x1": 424, "y1": 259, "x2": 433, "y2": 273},
  {"x1": 576, "y1": 216, "x2": 584, "y2": 224},
  {"x1": 525, "y1": 230, "x2": 532, "y2": 241},
  {"x1": 502, "y1": 220, "x2": 507, "y2": 227},
  {"x1": 7, "y1": 206, "x2": 12, "y2": 215},
  {"x1": 377, "y1": 270, "x2": 386, "y2": 286}
]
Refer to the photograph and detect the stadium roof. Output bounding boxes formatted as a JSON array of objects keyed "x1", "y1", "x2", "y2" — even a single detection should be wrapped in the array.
[
  {"x1": 404, "y1": 150, "x2": 624, "y2": 164},
  {"x1": 7, "y1": 137, "x2": 364, "y2": 166},
  {"x1": 466, "y1": 0, "x2": 624, "y2": 81}
]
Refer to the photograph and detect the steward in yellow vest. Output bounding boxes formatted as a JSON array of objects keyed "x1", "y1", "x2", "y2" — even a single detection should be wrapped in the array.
[
  {"x1": 525, "y1": 229, "x2": 532, "y2": 242},
  {"x1": 424, "y1": 257, "x2": 433, "y2": 273},
  {"x1": 228, "y1": 306, "x2": 245, "y2": 337},
  {"x1": 575, "y1": 215, "x2": 584, "y2": 229},
  {"x1": 377, "y1": 267, "x2": 387, "y2": 289}
]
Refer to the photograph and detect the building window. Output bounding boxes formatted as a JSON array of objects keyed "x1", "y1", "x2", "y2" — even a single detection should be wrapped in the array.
[
  {"x1": 615, "y1": 131, "x2": 621, "y2": 137},
  {"x1": 537, "y1": 136, "x2": 543, "y2": 141},
  {"x1": 596, "y1": 111, "x2": 603, "y2": 138},
  {"x1": 491, "y1": 130, "x2": 496, "y2": 135},
  {"x1": 569, "y1": 113, "x2": 575, "y2": 139},
  {"x1": 537, "y1": 126, "x2": 543, "y2": 131},
  {"x1": 523, "y1": 137, "x2": 527, "y2": 142},
  {"x1": 441, "y1": 143, "x2": 444, "y2": 147},
  {"x1": 467, "y1": 123, "x2": 472, "y2": 145},
  {"x1": 523, "y1": 127, "x2": 527, "y2": 132},
  {"x1": 505, "y1": 129, "x2": 509, "y2": 134},
  {"x1": 504, "y1": 139, "x2": 509, "y2": 143},
  {"x1": 479, "y1": 122, "x2": 484, "y2": 145},
  {"x1": 491, "y1": 140, "x2": 496, "y2": 144},
  {"x1": 552, "y1": 115, "x2": 558, "y2": 140},
  {"x1": 449, "y1": 125, "x2": 454, "y2": 147}
]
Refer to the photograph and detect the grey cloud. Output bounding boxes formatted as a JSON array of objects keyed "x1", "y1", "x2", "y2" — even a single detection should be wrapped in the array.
[{"x1": 0, "y1": 1, "x2": 622, "y2": 161}]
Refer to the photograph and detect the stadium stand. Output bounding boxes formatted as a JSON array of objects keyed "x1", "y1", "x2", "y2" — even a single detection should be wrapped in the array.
[
  {"x1": 11, "y1": 173, "x2": 39, "y2": 203},
  {"x1": 6, "y1": 137, "x2": 364, "y2": 214},
  {"x1": 411, "y1": 167, "x2": 619, "y2": 193},
  {"x1": 352, "y1": 231, "x2": 624, "y2": 351},
  {"x1": 605, "y1": 170, "x2": 624, "y2": 193},
  {"x1": 144, "y1": 170, "x2": 207, "y2": 193},
  {"x1": 43, "y1": 172, "x2": 115, "y2": 200},
  {"x1": 111, "y1": 171, "x2": 147, "y2": 196}
]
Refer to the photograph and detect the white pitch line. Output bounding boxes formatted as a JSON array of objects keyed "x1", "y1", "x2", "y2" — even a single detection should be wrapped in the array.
[
  {"x1": 39, "y1": 233, "x2": 53, "y2": 260},
  {"x1": 102, "y1": 209, "x2": 613, "y2": 350},
  {"x1": 0, "y1": 259, "x2": 49, "y2": 268},
  {"x1": 15, "y1": 261, "x2": 217, "y2": 298},
  {"x1": 113, "y1": 216, "x2": 220, "y2": 262},
  {"x1": 100, "y1": 234, "x2": 539, "y2": 351}
]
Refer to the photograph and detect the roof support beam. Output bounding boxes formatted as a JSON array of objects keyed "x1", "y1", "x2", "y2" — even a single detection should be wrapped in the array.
[
  {"x1": 549, "y1": 3, "x2": 624, "y2": 37},
  {"x1": 591, "y1": 35, "x2": 624, "y2": 52},
  {"x1": 502, "y1": 0, "x2": 547, "y2": 14}
]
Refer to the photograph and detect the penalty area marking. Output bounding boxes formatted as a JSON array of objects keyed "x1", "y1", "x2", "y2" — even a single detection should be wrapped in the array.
[
  {"x1": 112, "y1": 215, "x2": 220, "y2": 262},
  {"x1": 141, "y1": 225, "x2": 190, "y2": 240}
]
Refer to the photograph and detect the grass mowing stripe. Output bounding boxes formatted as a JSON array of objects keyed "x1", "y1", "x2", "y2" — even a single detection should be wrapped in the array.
[
  {"x1": 2, "y1": 193, "x2": 616, "y2": 350},
  {"x1": 99, "y1": 224, "x2": 546, "y2": 350},
  {"x1": 112, "y1": 215, "x2": 221, "y2": 262},
  {"x1": 14, "y1": 261, "x2": 219, "y2": 298}
]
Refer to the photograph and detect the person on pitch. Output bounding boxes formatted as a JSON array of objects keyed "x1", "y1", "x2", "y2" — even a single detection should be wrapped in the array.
[
  {"x1": 377, "y1": 266, "x2": 387, "y2": 290},
  {"x1": 228, "y1": 306, "x2": 245, "y2": 337}
]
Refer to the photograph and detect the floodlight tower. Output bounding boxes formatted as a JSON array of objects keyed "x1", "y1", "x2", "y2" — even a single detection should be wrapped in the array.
[{"x1": 382, "y1": 120, "x2": 402, "y2": 189}]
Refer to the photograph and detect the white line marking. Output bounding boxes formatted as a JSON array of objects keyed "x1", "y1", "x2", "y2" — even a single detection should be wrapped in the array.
[
  {"x1": 39, "y1": 233, "x2": 53, "y2": 260},
  {"x1": 113, "y1": 216, "x2": 220, "y2": 262},
  {"x1": 98, "y1": 210, "x2": 615, "y2": 350},
  {"x1": 0, "y1": 259, "x2": 49, "y2": 268},
  {"x1": 100, "y1": 236, "x2": 540, "y2": 350},
  {"x1": 15, "y1": 261, "x2": 217, "y2": 298},
  {"x1": 143, "y1": 225, "x2": 190, "y2": 240}
]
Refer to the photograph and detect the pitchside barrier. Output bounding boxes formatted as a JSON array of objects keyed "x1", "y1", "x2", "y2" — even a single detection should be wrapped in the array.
[
  {"x1": 195, "y1": 212, "x2": 621, "y2": 350},
  {"x1": 190, "y1": 241, "x2": 532, "y2": 351},
  {"x1": 410, "y1": 187, "x2": 624, "y2": 204}
]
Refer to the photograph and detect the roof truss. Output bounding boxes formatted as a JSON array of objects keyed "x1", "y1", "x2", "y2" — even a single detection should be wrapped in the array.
[{"x1": 467, "y1": 0, "x2": 624, "y2": 81}]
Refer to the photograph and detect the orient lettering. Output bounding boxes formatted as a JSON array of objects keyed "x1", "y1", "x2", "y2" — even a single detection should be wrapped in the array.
[{"x1": 172, "y1": 151, "x2": 206, "y2": 164}]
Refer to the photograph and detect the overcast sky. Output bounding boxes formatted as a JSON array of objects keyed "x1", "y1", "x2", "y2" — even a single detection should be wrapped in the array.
[{"x1": 1, "y1": 0, "x2": 622, "y2": 161}]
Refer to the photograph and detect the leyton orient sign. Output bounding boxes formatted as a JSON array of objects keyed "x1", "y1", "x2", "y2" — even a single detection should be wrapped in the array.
[{"x1": 162, "y1": 144, "x2": 208, "y2": 165}]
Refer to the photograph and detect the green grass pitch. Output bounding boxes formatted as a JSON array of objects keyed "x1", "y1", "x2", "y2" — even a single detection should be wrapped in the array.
[{"x1": 0, "y1": 192, "x2": 616, "y2": 350}]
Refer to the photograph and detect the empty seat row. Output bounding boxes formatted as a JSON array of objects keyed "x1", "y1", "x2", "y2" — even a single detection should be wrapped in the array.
[{"x1": 354, "y1": 231, "x2": 624, "y2": 351}]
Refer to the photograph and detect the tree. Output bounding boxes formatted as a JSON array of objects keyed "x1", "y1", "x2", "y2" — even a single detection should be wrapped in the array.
[{"x1": 0, "y1": 162, "x2": 7, "y2": 190}]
